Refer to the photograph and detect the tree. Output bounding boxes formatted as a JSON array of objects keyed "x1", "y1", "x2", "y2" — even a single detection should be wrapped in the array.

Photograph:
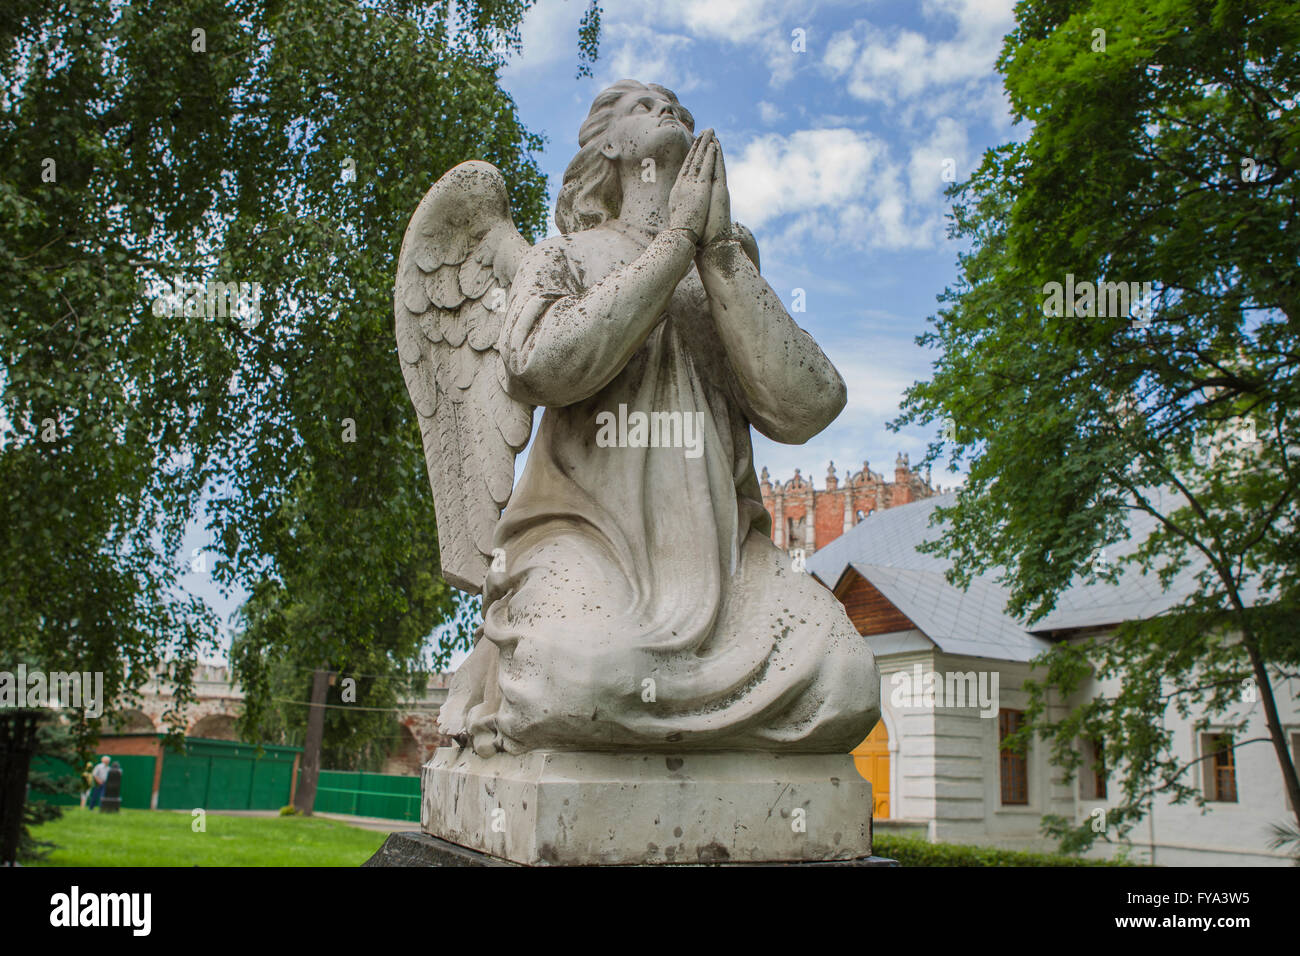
[
  {"x1": 3, "y1": 0, "x2": 599, "y2": 808},
  {"x1": 199, "y1": 0, "x2": 585, "y2": 765},
  {"x1": 895, "y1": 0, "x2": 1300, "y2": 852},
  {"x1": 1, "y1": 0, "x2": 245, "y2": 742},
  {"x1": 18, "y1": 716, "x2": 81, "y2": 863},
  {"x1": 229, "y1": 527, "x2": 478, "y2": 772}
]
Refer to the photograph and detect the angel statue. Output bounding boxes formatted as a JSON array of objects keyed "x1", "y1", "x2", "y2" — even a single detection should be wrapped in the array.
[{"x1": 396, "y1": 79, "x2": 879, "y2": 758}]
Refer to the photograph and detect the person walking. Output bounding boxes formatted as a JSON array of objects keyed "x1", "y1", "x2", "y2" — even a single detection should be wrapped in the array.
[
  {"x1": 87, "y1": 755, "x2": 110, "y2": 810},
  {"x1": 79, "y1": 761, "x2": 95, "y2": 808}
]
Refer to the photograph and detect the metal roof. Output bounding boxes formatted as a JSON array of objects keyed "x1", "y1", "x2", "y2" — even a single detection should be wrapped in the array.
[
  {"x1": 805, "y1": 489, "x2": 1265, "y2": 660},
  {"x1": 854, "y1": 564, "x2": 1052, "y2": 662},
  {"x1": 805, "y1": 494, "x2": 1050, "y2": 662}
]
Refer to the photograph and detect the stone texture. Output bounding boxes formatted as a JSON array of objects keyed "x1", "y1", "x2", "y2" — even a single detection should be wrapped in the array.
[
  {"x1": 366, "y1": 829, "x2": 898, "y2": 867},
  {"x1": 364, "y1": 831, "x2": 518, "y2": 867},
  {"x1": 422, "y1": 746, "x2": 876, "y2": 866},
  {"x1": 397, "y1": 81, "x2": 880, "y2": 758},
  {"x1": 395, "y1": 80, "x2": 891, "y2": 869}
]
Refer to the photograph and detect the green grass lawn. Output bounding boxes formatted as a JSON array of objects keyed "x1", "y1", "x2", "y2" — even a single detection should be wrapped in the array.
[{"x1": 29, "y1": 807, "x2": 388, "y2": 867}]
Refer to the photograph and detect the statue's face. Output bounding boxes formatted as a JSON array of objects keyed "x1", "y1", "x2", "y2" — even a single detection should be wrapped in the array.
[{"x1": 599, "y1": 88, "x2": 693, "y2": 168}]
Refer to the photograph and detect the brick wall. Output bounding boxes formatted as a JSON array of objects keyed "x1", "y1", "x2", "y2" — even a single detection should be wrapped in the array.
[
  {"x1": 94, "y1": 734, "x2": 163, "y2": 757},
  {"x1": 761, "y1": 457, "x2": 937, "y2": 556}
]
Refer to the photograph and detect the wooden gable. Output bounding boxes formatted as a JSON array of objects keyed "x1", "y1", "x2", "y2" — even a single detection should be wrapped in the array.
[{"x1": 832, "y1": 567, "x2": 918, "y2": 637}]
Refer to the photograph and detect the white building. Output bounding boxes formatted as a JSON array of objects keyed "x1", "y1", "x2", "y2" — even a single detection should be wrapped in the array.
[{"x1": 806, "y1": 493, "x2": 1299, "y2": 866}]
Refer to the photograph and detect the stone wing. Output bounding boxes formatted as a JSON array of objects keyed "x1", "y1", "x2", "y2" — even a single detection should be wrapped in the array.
[{"x1": 394, "y1": 161, "x2": 534, "y2": 594}]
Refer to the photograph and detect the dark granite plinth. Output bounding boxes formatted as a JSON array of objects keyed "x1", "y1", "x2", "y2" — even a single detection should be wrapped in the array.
[
  {"x1": 364, "y1": 831, "x2": 518, "y2": 867},
  {"x1": 364, "y1": 831, "x2": 899, "y2": 867}
]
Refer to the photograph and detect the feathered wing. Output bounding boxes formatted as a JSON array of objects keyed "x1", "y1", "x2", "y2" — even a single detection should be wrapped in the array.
[{"x1": 395, "y1": 161, "x2": 534, "y2": 594}]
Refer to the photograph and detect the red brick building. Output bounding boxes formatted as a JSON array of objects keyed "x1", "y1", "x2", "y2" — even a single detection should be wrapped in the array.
[{"x1": 760, "y1": 454, "x2": 937, "y2": 557}]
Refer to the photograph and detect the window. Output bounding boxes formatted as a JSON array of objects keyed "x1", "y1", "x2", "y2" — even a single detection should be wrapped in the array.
[
  {"x1": 1203, "y1": 733, "x2": 1238, "y2": 803},
  {"x1": 1288, "y1": 733, "x2": 1299, "y2": 810},
  {"x1": 786, "y1": 515, "x2": 806, "y2": 547},
  {"x1": 999, "y1": 709, "x2": 1028, "y2": 805},
  {"x1": 1086, "y1": 737, "x2": 1108, "y2": 800}
]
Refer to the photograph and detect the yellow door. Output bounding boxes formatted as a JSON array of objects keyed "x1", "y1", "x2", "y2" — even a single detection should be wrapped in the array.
[{"x1": 852, "y1": 720, "x2": 890, "y2": 818}]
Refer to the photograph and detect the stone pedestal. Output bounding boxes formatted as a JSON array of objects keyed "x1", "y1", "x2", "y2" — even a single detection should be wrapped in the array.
[
  {"x1": 364, "y1": 830, "x2": 899, "y2": 867},
  {"x1": 419, "y1": 747, "x2": 876, "y2": 866}
]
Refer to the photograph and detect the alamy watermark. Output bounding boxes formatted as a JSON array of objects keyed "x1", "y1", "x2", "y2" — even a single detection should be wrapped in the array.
[
  {"x1": 595, "y1": 404, "x2": 705, "y2": 459},
  {"x1": 1042, "y1": 274, "x2": 1154, "y2": 323},
  {"x1": 889, "y1": 663, "x2": 1000, "y2": 718},
  {"x1": 0, "y1": 665, "x2": 104, "y2": 718},
  {"x1": 147, "y1": 276, "x2": 263, "y2": 328},
  {"x1": 49, "y1": 886, "x2": 150, "y2": 935}
]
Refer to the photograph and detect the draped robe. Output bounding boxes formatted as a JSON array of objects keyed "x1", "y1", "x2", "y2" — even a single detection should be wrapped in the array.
[{"x1": 456, "y1": 221, "x2": 879, "y2": 754}]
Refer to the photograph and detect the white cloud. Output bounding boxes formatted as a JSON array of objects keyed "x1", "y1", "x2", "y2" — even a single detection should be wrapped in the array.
[
  {"x1": 705, "y1": 0, "x2": 1015, "y2": 254},
  {"x1": 834, "y1": 355, "x2": 917, "y2": 420},
  {"x1": 906, "y1": 116, "x2": 969, "y2": 201},
  {"x1": 730, "y1": 128, "x2": 880, "y2": 227},
  {"x1": 749, "y1": 319, "x2": 970, "y2": 496},
  {"x1": 508, "y1": 0, "x2": 840, "y2": 88},
  {"x1": 502, "y1": 0, "x2": 585, "y2": 73},
  {"x1": 599, "y1": 23, "x2": 700, "y2": 92},
  {"x1": 657, "y1": 0, "x2": 786, "y2": 45},
  {"x1": 823, "y1": 29, "x2": 857, "y2": 74},
  {"x1": 757, "y1": 100, "x2": 784, "y2": 124},
  {"x1": 822, "y1": 0, "x2": 1014, "y2": 117},
  {"x1": 652, "y1": 5, "x2": 822, "y2": 88},
  {"x1": 728, "y1": 127, "x2": 948, "y2": 251}
]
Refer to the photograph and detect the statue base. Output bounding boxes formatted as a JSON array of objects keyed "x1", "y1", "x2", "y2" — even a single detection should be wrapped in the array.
[
  {"x1": 364, "y1": 830, "x2": 898, "y2": 866},
  {"x1": 415, "y1": 746, "x2": 880, "y2": 866}
]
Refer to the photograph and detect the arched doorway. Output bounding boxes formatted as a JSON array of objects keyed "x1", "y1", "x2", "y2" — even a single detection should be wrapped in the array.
[
  {"x1": 189, "y1": 714, "x2": 238, "y2": 741},
  {"x1": 381, "y1": 724, "x2": 422, "y2": 776},
  {"x1": 853, "y1": 720, "x2": 890, "y2": 818},
  {"x1": 112, "y1": 709, "x2": 156, "y2": 734}
]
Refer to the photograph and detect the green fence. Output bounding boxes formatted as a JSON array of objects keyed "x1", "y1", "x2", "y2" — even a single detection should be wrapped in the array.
[
  {"x1": 313, "y1": 770, "x2": 420, "y2": 822},
  {"x1": 32, "y1": 738, "x2": 421, "y2": 819},
  {"x1": 156, "y1": 738, "x2": 301, "y2": 811},
  {"x1": 31, "y1": 753, "x2": 156, "y2": 809},
  {"x1": 31, "y1": 738, "x2": 302, "y2": 812}
]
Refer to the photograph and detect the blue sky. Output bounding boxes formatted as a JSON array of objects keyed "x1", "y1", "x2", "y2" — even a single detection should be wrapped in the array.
[
  {"x1": 499, "y1": 0, "x2": 1021, "y2": 486},
  {"x1": 185, "y1": 0, "x2": 1024, "y2": 664}
]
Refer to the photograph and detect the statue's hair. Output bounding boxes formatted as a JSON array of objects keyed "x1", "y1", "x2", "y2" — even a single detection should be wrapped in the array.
[{"x1": 555, "y1": 79, "x2": 695, "y2": 235}]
